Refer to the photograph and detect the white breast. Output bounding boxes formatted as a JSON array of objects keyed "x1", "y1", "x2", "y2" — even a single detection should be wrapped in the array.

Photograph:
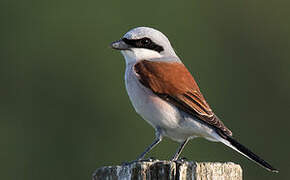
[
  {"x1": 125, "y1": 63, "x2": 182, "y2": 128},
  {"x1": 124, "y1": 63, "x2": 220, "y2": 143}
]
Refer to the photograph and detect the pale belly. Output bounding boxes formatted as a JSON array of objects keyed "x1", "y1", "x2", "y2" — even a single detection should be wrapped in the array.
[
  {"x1": 125, "y1": 64, "x2": 181, "y2": 129},
  {"x1": 124, "y1": 64, "x2": 220, "y2": 142}
]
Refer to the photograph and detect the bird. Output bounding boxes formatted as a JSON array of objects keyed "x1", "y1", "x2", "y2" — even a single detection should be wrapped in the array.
[{"x1": 110, "y1": 27, "x2": 278, "y2": 172}]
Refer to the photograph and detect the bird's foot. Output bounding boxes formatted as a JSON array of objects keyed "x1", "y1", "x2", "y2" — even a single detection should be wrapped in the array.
[
  {"x1": 144, "y1": 157, "x2": 157, "y2": 162},
  {"x1": 172, "y1": 157, "x2": 188, "y2": 163},
  {"x1": 121, "y1": 157, "x2": 157, "y2": 166},
  {"x1": 179, "y1": 157, "x2": 188, "y2": 162}
]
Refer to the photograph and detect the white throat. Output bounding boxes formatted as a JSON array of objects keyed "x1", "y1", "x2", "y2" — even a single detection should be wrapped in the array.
[{"x1": 121, "y1": 48, "x2": 162, "y2": 64}]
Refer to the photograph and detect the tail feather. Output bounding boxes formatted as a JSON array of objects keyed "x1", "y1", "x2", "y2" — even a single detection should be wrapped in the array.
[{"x1": 220, "y1": 135, "x2": 278, "y2": 173}]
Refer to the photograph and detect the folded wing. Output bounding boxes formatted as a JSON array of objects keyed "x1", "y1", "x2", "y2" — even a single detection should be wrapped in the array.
[{"x1": 134, "y1": 60, "x2": 232, "y2": 137}]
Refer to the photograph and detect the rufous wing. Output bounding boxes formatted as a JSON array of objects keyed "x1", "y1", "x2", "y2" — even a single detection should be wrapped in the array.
[{"x1": 134, "y1": 60, "x2": 232, "y2": 137}]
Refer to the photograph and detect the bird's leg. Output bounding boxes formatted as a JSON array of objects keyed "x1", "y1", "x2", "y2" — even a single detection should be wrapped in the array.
[
  {"x1": 171, "y1": 138, "x2": 189, "y2": 161},
  {"x1": 136, "y1": 129, "x2": 162, "y2": 161}
]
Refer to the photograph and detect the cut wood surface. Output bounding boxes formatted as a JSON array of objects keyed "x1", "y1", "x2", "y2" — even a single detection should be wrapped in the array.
[{"x1": 92, "y1": 160, "x2": 242, "y2": 180}]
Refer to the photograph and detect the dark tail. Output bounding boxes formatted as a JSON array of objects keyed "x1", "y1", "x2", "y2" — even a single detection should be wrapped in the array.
[{"x1": 220, "y1": 135, "x2": 278, "y2": 172}]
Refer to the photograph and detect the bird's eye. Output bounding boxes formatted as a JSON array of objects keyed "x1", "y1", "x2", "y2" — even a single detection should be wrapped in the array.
[{"x1": 140, "y1": 38, "x2": 151, "y2": 45}]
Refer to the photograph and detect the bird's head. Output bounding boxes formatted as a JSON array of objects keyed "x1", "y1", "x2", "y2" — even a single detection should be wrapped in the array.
[{"x1": 111, "y1": 27, "x2": 180, "y2": 64}]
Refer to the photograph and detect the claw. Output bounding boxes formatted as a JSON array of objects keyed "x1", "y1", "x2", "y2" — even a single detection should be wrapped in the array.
[
  {"x1": 148, "y1": 157, "x2": 156, "y2": 162},
  {"x1": 178, "y1": 157, "x2": 188, "y2": 162}
]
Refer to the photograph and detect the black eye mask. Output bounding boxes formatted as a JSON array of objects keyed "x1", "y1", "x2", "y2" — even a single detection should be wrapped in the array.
[{"x1": 122, "y1": 37, "x2": 164, "y2": 53}]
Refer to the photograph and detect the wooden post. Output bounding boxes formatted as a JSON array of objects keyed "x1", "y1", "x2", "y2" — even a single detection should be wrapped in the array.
[{"x1": 92, "y1": 160, "x2": 242, "y2": 180}]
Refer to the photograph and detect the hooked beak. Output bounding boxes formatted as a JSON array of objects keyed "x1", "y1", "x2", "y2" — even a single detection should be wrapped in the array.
[{"x1": 110, "y1": 39, "x2": 131, "y2": 50}]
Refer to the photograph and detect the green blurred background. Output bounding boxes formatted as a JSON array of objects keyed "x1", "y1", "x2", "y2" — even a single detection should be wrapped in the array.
[{"x1": 1, "y1": 0, "x2": 289, "y2": 179}]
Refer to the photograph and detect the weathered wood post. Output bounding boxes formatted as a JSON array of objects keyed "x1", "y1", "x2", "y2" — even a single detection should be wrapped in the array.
[{"x1": 92, "y1": 160, "x2": 242, "y2": 180}]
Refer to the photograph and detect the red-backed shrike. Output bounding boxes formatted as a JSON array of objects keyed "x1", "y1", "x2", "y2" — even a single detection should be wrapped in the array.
[{"x1": 110, "y1": 27, "x2": 277, "y2": 172}]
